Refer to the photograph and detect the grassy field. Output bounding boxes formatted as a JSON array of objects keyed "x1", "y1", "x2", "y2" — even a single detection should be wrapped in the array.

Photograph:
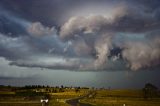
[
  {"x1": 1, "y1": 86, "x2": 160, "y2": 106},
  {"x1": 48, "y1": 89, "x2": 88, "y2": 106},
  {"x1": 0, "y1": 103, "x2": 41, "y2": 106},
  {"x1": 80, "y1": 89, "x2": 160, "y2": 106},
  {"x1": 0, "y1": 91, "x2": 15, "y2": 95},
  {"x1": 0, "y1": 87, "x2": 89, "y2": 106},
  {"x1": 50, "y1": 89, "x2": 87, "y2": 98}
]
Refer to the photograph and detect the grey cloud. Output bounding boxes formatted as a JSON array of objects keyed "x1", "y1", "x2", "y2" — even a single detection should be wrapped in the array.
[
  {"x1": 0, "y1": 32, "x2": 78, "y2": 71},
  {"x1": 0, "y1": 33, "x2": 32, "y2": 60},
  {"x1": 8, "y1": 56, "x2": 88, "y2": 71},
  {"x1": 0, "y1": 57, "x2": 39, "y2": 78},
  {"x1": 0, "y1": 9, "x2": 28, "y2": 36},
  {"x1": 72, "y1": 36, "x2": 92, "y2": 56}
]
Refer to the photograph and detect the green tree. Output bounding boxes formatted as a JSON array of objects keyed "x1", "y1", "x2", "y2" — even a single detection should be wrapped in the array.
[
  {"x1": 143, "y1": 83, "x2": 158, "y2": 99},
  {"x1": 75, "y1": 87, "x2": 80, "y2": 93}
]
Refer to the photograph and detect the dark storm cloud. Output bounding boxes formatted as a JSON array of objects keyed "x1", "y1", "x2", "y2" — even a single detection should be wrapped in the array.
[
  {"x1": 0, "y1": 0, "x2": 160, "y2": 72},
  {"x1": 0, "y1": 0, "x2": 130, "y2": 26},
  {"x1": 0, "y1": 8, "x2": 78, "y2": 70},
  {"x1": 0, "y1": 7, "x2": 28, "y2": 36},
  {"x1": 0, "y1": 0, "x2": 58, "y2": 26},
  {"x1": 9, "y1": 59, "x2": 80, "y2": 70},
  {"x1": 0, "y1": 33, "x2": 30, "y2": 60},
  {"x1": 1, "y1": 0, "x2": 160, "y2": 34},
  {"x1": 1, "y1": 0, "x2": 95, "y2": 26}
]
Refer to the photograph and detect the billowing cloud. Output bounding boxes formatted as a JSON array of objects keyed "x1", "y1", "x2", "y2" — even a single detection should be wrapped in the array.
[
  {"x1": 60, "y1": 3, "x2": 160, "y2": 39},
  {"x1": 60, "y1": 15, "x2": 111, "y2": 40},
  {"x1": 122, "y1": 32, "x2": 160, "y2": 70},
  {"x1": 93, "y1": 34, "x2": 113, "y2": 69},
  {"x1": 27, "y1": 22, "x2": 56, "y2": 36},
  {"x1": 72, "y1": 37, "x2": 92, "y2": 56},
  {"x1": 60, "y1": 15, "x2": 116, "y2": 70},
  {"x1": 59, "y1": 3, "x2": 160, "y2": 71}
]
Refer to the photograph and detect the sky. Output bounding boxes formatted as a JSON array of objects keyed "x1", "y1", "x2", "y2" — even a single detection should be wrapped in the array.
[{"x1": 0, "y1": 0, "x2": 160, "y2": 88}]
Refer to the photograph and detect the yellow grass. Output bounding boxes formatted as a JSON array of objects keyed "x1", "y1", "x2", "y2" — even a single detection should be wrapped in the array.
[
  {"x1": 0, "y1": 91, "x2": 15, "y2": 95},
  {"x1": 81, "y1": 89, "x2": 160, "y2": 106},
  {"x1": 51, "y1": 91, "x2": 82, "y2": 95}
]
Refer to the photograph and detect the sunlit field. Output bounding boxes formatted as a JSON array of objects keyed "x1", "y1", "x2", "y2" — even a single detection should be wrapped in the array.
[
  {"x1": 49, "y1": 89, "x2": 88, "y2": 106},
  {"x1": 80, "y1": 89, "x2": 160, "y2": 106},
  {"x1": 0, "y1": 85, "x2": 160, "y2": 106},
  {"x1": 0, "y1": 86, "x2": 89, "y2": 106}
]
